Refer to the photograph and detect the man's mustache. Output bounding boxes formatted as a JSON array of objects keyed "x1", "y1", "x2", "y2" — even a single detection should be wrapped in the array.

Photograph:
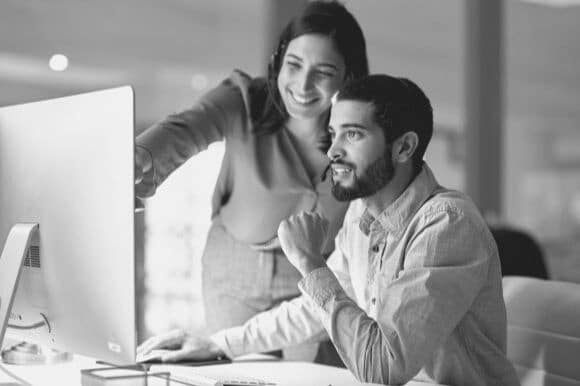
[{"x1": 321, "y1": 160, "x2": 356, "y2": 181}]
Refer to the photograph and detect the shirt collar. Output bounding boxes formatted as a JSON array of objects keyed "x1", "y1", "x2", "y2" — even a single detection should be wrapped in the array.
[{"x1": 359, "y1": 163, "x2": 440, "y2": 237}]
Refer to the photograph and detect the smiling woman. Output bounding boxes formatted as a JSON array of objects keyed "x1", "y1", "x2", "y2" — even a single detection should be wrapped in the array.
[
  {"x1": 134, "y1": 0, "x2": 368, "y2": 365},
  {"x1": 277, "y1": 34, "x2": 345, "y2": 122}
]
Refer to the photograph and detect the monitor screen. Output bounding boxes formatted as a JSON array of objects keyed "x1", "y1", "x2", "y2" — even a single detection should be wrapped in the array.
[{"x1": 0, "y1": 86, "x2": 137, "y2": 364}]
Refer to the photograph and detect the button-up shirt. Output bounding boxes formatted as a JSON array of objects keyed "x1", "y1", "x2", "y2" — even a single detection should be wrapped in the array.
[{"x1": 212, "y1": 164, "x2": 520, "y2": 385}]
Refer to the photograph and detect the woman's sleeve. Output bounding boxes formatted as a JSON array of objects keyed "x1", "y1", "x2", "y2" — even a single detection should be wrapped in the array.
[{"x1": 135, "y1": 71, "x2": 249, "y2": 197}]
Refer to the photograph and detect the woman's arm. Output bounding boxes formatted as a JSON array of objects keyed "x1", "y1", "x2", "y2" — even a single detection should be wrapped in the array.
[{"x1": 135, "y1": 72, "x2": 249, "y2": 197}]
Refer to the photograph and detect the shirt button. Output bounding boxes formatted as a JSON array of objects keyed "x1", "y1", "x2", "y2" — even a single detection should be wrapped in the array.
[
  {"x1": 372, "y1": 244, "x2": 380, "y2": 253},
  {"x1": 371, "y1": 298, "x2": 376, "y2": 305}
]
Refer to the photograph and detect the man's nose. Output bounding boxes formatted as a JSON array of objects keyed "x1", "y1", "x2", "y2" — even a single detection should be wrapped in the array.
[{"x1": 327, "y1": 139, "x2": 345, "y2": 161}]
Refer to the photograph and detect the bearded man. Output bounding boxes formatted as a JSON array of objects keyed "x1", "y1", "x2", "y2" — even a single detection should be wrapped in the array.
[{"x1": 139, "y1": 75, "x2": 520, "y2": 386}]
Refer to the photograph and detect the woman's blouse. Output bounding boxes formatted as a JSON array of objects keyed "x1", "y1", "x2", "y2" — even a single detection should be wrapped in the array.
[{"x1": 136, "y1": 70, "x2": 348, "y2": 254}]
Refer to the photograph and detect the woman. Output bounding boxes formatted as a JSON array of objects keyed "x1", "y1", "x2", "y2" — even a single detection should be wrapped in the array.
[{"x1": 135, "y1": 1, "x2": 368, "y2": 345}]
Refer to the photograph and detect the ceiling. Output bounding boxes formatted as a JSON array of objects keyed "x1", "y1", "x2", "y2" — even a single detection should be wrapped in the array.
[
  {"x1": 0, "y1": 0, "x2": 269, "y2": 128},
  {"x1": 1, "y1": 0, "x2": 579, "y2": 133}
]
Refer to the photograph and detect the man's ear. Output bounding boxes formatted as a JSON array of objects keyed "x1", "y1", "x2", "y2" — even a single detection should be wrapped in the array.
[{"x1": 392, "y1": 131, "x2": 419, "y2": 164}]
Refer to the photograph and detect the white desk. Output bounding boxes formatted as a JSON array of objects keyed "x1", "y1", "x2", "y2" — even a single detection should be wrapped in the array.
[{"x1": 0, "y1": 354, "x2": 444, "y2": 386}]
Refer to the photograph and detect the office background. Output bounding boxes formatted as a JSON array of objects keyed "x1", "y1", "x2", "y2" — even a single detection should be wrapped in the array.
[{"x1": 1, "y1": 0, "x2": 579, "y2": 341}]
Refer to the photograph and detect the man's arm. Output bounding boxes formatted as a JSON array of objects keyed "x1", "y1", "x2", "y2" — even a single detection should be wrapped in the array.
[
  {"x1": 283, "y1": 210, "x2": 490, "y2": 384},
  {"x1": 137, "y1": 212, "x2": 353, "y2": 362},
  {"x1": 212, "y1": 233, "x2": 359, "y2": 358},
  {"x1": 138, "y1": 290, "x2": 330, "y2": 362},
  {"x1": 211, "y1": 212, "x2": 358, "y2": 358},
  {"x1": 210, "y1": 294, "x2": 329, "y2": 358}
]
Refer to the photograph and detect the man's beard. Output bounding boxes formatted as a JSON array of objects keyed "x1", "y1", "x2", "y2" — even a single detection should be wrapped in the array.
[{"x1": 331, "y1": 152, "x2": 395, "y2": 202}]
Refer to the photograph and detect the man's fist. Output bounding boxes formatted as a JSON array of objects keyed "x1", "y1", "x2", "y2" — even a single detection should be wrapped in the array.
[{"x1": 278, "y1": 211, "x2": 329, "y2": 276}]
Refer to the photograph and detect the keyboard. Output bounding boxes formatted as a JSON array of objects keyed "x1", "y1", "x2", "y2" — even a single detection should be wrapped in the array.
[
  {"x1": 137, "y1": 349, "x2": 231, "y2": 367},
  {"x1": 149, "y1": 364, "x2": 274, "y2": 386}
]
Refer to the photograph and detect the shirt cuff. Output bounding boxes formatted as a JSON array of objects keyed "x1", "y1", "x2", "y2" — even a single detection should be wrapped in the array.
[
  {"x1": 209, "y1": 326, "x2": 246, "y2": 359},
  {"x1": 298, "y1": 267, "x2": 343, "y2": 308}
]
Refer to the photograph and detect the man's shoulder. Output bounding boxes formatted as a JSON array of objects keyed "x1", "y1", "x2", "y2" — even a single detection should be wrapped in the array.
[
  {"x1": 416, "y1": 186, "x2": 487, "y2": 228},
  {"x1": 424, "y1": 186, "x2": 476, "y2": 213},
  {"x1": 408, "y1": 165, "x2": 486, "y2": 227},
  {"x1": 408, "y1": 186, "x2": 498, "y2": 262}
]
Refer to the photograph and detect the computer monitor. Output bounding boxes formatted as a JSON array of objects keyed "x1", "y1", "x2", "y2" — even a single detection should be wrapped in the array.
[{"x1": 0, "y1": 86, "x2": 138, "y2": 365}]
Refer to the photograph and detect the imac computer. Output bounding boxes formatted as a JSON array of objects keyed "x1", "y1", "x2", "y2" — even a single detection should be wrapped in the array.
[{"x1": 0, "y1": 86, "x2": 138, "y2": 365}]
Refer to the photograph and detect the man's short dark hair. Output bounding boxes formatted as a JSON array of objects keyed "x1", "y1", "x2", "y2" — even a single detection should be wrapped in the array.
[{"x1": 335, "y1": 74, "x2": 433, "y2": 172}]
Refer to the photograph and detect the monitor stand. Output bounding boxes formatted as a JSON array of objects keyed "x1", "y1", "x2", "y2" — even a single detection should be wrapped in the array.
[
  {"x1": 1, "y1": 341, "x2": 72, "y2": 365},
  {"x1": 0, "y1": 223, "x2": 71, "y2": 365}
]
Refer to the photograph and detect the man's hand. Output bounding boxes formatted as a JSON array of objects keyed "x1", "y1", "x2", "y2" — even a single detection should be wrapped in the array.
[
  {"x1": 278, "y1": 211, "x2": 329, "y2": 276},
  {"x1": 136, "y1": 329, "x2": 225, "y2": 363}
]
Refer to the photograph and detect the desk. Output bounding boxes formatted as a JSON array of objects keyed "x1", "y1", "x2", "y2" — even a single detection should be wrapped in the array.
[{"x1": 0, "y1": 354, "x2": 444, "y2": 386}]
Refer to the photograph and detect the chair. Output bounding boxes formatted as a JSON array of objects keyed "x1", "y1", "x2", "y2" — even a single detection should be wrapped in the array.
[
  {"x1": 491, "y1": 226, "x2": 549, "y2": 279},
  {"x1": 503, "y1": 276, "x2": 580, "y2": 386}
]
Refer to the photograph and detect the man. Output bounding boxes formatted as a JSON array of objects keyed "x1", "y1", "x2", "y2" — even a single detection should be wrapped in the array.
[{"x1": 138, "y1": 75, "x2": 520, "y2": 385}]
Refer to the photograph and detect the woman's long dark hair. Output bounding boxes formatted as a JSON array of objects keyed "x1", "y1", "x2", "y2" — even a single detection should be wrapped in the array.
[{"x1": 249, "y1": 1, "x2": 369, "y2": 139}]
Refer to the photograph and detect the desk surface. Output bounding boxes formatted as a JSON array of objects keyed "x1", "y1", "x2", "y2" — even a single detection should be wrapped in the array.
[{"x1": 0, "y1": 354, "x2": 443, "y2": 386}]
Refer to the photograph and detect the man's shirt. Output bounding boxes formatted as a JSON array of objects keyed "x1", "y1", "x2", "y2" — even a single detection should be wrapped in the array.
[{"x1": 211, "y1": 163, "x2": 520, "y2": 385}]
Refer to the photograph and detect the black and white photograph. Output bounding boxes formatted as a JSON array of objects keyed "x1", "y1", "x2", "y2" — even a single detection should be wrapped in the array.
[{"x1": 1, "y1": 1, "x2": 579, "y2": 385}]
